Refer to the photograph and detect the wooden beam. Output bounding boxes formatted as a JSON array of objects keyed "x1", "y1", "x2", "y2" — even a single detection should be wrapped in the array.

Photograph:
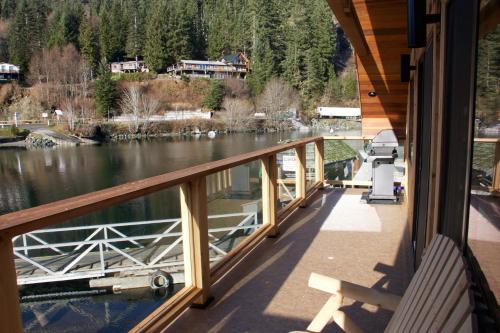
[
  {"x1": 325, "y1": 0, "x2": 368, "y2": 56},
  {"x1": 261, "y1": 155, "x2": 278, "y2": 236},
  {"x1": 315, "y1": 139, "x2": 325, "y2": 188},
  {"x1": 0, "y1": 234, "x2": 22, "y2": 333},
  {"x1": 295, "y1": 145, "x2": 307, "y2": 207},
  {"x1": 180, "y1": 178, "x2": 211, "y2": 305}
]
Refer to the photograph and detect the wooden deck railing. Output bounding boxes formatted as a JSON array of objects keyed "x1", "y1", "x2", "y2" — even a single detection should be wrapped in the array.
[
  {"x1": 0, "y1": 136, "x2": 326, "y2": 333},
  {"x1": 5, "y1": 134, "x2": 495, "y2": 332}
]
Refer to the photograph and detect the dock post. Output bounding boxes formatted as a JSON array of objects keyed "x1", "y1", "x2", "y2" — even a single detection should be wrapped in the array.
[
  {"x1": 261, "y1": 155, "x2": 278, "y2": 237},
  {"x1": 315, "y1": 139, "x2": 325, "y2": 189},
  {"x1": 180, "y1": 177, "x2": 211, "y2": 306},
  {"x1": 296, "y1": 145, "x2": 307, "y2": 207},
  {"x1": 0, "y1": 234, "x2": 22, "y2": 333}
]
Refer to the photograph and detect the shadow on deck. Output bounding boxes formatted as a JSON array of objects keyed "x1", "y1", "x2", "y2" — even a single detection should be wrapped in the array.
[{"x1": 167, "y1": 187, "x2": 413, "y2": 333}]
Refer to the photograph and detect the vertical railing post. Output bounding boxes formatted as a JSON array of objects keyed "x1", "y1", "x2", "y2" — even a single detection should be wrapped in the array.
[
  {"x1": 0, "y1": 234, "x2": 23, "y2": 333},
  {"x1": 315, "y1": 138, "x2": 325, "y2": 189},
  {"x1": 493, "y1": 141, "x2": 500, "y2": 192},
  {"x1": 261, "y1": 154, "x2": 278, "y2": 236},
  {"x1": 180, "y1": 177, "x2": 211, "y2": 306},
  {"x1": 296, "y1": 145, "x2": 307, "y2": 207}
]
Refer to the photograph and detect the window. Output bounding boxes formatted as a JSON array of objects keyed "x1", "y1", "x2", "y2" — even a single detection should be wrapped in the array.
[{"x1": 467, "y1": 0, "x2": 500, "y2": 304}]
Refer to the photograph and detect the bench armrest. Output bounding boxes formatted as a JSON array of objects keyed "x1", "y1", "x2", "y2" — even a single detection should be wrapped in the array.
[{"x1": 308, "y1": 272, "x2": 401, "y2": 312}]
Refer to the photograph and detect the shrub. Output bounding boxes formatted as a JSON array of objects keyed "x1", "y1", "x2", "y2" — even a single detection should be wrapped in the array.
[
  {"x1": 10, "y1": 126, "x2": 29, "y2": 138},
  {"x1": 202, "y1": 80, "x2": 224, "y2": 110}
]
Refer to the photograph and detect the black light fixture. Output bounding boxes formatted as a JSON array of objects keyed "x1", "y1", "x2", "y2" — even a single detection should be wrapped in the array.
[
  {"x1": 407, "y1": 0, "x2": 440, "y2": 48},
  {"x1": 400, "y1": 54, "x2": 416, "y2": 82},
  {"x1": 368, "y1": 91, "x2": 377, "y2": 97}
]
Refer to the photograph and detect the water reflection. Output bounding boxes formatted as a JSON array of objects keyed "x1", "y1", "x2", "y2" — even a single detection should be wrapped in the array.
[
  {"x1": 0, "y1": 132, "x2": 315, "y2": 215},
  {"x1": 21, "y1": 286, "x2": 182, "y2": 333}
]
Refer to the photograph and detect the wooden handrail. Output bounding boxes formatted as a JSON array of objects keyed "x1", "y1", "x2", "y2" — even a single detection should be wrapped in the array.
[
  {"x1": 473, "y1": 137, "x2": 500, "y2": 143},
  {"x1": 0, "y1": 136, "x2": 321, "y2": 237},
  {"x1": 322, "y1": 135, "x2": 375, "y2": 140}
]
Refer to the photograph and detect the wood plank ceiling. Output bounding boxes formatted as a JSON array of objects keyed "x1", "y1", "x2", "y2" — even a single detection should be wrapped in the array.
[{"x1": 327, "y1": 0, "x2": 409, "y2": 138}]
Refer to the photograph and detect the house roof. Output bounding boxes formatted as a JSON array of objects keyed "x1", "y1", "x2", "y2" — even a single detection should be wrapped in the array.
[
  {"x1": 223, "y1": 53, "x2": 249, "y2": 64},
  {"x1": 0, "y1": 63, "x2": 20, "y2": 73},
  {"x1": 180, "y1": 60, "x2": 228, "y2": 66},
  {"x1": 222, "y1": 54, "x2": 240, "y2": 63}
]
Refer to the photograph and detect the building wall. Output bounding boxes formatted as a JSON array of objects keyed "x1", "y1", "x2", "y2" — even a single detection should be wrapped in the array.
[{"x1": 351, "y1": 0, "x2": 409, "y2": 138}]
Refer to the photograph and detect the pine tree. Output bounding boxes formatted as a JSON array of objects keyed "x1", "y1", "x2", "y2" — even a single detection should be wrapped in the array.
[
  {"x1": 203, "y1": 80, "x2": 224, "y2": 110},
  {"x1": 125, "y1": 0, "x2": 146, "y2": 59},
  {"x1": 99, "y1": 0, "x2": 125, "y2": 61},
  {"x1": 170, "y1": 0, "x2": 196, "y2": 61},
  {"x1": 94, "y1": 61, "x2": 118, "y2": 117},
  {"x1": 79, "y1": 12, "x2": 99, "y2": 73},
  {"x1": 0, "y1": 0, "x2": 16, "y2": 19},
  {"x1": 8, "y1": 0, "x2": 32, "y2": 72},
  {"x1": 144, "y1": 0, "x2": 170, "y2": 71},
  {"x1": 46, "y1": 1, "x2": 82, "y2": 49}
]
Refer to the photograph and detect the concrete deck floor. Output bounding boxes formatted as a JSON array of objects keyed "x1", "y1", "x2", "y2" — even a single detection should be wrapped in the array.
[{"x1": 166, "y1": 187, "x2": 413, "y2": 333}]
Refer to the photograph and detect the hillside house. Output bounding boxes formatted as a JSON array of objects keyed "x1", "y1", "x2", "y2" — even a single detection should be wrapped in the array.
[
  {"x1": 0, "y1": 63, "x2": 20, "y2": 81},
  {"x1": 166, "y1": 52, "x2": 250, "y2": 79},
  {"x1": 110, "y1": 60, "x2": 149, "y2": 74}
]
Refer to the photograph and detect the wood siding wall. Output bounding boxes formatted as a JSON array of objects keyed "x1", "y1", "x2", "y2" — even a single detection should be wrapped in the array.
[{"x1": 352, "y1": 0, "x2": 409, "y2": 138}]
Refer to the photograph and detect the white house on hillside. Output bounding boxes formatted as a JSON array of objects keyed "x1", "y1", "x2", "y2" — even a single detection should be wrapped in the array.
[
  {"x1": 0, "y1": 63, "x2": 20, "y2": 81},
  {"x1": 110, "y1": 60, "x2": 149, "y2": 74}
]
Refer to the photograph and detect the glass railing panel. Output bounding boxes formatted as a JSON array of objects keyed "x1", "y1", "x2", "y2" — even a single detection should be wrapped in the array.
[
  {"x1": 324, "y1": 139, "x2": 365, "y2": 182},
  {"x1": 306, "y1": 143, "x2": 316, "y2": 191},
  {"x1": 324, "y1": 139, "x2": 405, "y2": 187},
  {"x1": 14, "y1": 186, "x2": 185, "y2": 333},
  {"x1": 206, "y1": 161, "x2": 263, "y2": 267},
  {"x1": 276, "y1": 149, "x2": 297, "y2": 210},
  {"x1": 471, "y1": 141, "x2": 496, "y2": 190}
]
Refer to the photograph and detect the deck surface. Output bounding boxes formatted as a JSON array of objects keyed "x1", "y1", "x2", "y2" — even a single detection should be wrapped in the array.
[{"x1": 167, "y1": 187, "x2": 412, "y2": 333}]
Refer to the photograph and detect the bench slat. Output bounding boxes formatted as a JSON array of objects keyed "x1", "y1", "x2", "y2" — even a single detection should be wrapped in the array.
[
  {"x1": 402, "y1": 240, "x2": 458, "y2": 332},
  {"x1": 429, "y1": 259, "x2": 471, "y2": 333},
  {"x1": 388, "y1": 235, "x2": 450, "y2": 332},
  {"x1": 457, "y1": 313, "x2": 476, "y2": 333},
  {"x1": 440, "y1": 289, "x2": 474, "y2": 333},
  {"x1": 418, "y1": 255, "x2": 468, "y2": 332},
  {"x1": 385, "y1": 234, "x2": 444, "y2": 332}
]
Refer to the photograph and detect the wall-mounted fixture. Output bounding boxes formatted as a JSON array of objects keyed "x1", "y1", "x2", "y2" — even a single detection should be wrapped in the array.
[
  {"x1": 368, "y1": 91, "x2": 377, "y2": 97},
  {"x1": 407, "y1": 0, "x2": 441, "y2": 48},
  {"x1": 400, "y1": 54, "x2": 416, "y2": 82}
]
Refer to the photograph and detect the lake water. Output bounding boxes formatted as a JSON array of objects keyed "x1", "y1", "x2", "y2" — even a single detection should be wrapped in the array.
[{"x1": 1, "y1": 131, "x2": 334, "y2": 332}]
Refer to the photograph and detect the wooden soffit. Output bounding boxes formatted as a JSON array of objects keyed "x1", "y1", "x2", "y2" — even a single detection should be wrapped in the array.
[{"x1": 327, "y1": 0, "x2": 409, "y2": 138}]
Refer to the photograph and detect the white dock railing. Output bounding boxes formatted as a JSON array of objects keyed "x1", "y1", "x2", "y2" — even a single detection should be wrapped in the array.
[{"x1": 12, "y1": 212, "x2": 259, "y2": 285}]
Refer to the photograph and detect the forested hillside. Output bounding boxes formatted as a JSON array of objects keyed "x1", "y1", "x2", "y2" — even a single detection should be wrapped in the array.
[{"x1": 0, "y1": 0, "x2": 358, "y2": 125}]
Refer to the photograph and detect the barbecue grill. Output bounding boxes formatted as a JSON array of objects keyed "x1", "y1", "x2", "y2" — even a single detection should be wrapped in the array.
[{"x1": 367, "y1": 129, "x2": 399, "y2": 203}]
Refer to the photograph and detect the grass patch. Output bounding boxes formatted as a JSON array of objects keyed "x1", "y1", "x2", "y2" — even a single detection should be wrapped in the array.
[{"x1": 324, "y1": 140, "x2": 358, "y2": 162}]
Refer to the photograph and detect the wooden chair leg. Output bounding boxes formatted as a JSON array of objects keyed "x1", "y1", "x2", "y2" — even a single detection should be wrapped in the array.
[
  {"x1": 332, "y1": 310, "x2": 364, "y2": 333},
  {"x1": 307, "y1": 294, "x2": 344, "y2": 332}
]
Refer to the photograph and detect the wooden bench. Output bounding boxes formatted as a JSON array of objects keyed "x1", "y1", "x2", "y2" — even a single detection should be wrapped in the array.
[{"x1": 294, "y1": 234, "x2": 476, "y2": 332}]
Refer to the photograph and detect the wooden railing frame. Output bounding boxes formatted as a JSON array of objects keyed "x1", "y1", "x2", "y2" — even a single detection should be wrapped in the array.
[
  {"x1": 0, "y1": 136, "x2": 323, "y2": 333},
  {"x1": 295, "y1": 144, "x2": 307, "y2": 207},
  {"x1": 0, "y1": 134, "x2": 441, "y2": 333}
]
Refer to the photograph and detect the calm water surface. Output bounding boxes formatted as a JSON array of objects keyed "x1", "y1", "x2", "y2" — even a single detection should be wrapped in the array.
[{"x1": 0, "y1": 131, "x2": 321, "y2": 332}]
